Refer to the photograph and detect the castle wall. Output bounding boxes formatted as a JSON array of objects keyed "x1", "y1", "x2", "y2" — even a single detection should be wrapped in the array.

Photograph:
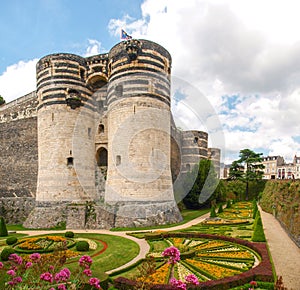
[{"x1": 0, "y1": 92, "x2": 38, "y2": 197}]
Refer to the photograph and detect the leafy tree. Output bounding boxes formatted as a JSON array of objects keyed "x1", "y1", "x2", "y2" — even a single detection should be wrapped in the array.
[
  {"x1": 183, "y1": 159, "x2": 220, "y2": 209},
  {"x1": 229, "y1": 149, "x2": 265, "y2": 200},
  {"x1": 0, "y1": 95, "x2": 5, "y2": 106}
]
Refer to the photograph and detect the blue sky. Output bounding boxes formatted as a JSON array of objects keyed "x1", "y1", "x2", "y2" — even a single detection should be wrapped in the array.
[{"x1": 1, "y1": 0, "x2": 300, "y2": 164}]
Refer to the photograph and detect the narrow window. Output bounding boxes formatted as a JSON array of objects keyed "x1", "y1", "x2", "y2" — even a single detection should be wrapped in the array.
[
  {"x1": 80, "y1": 68, "x2": 85, "y2": 80},
  {"x1": 98, "y1": 124, "x2": 104, "y2": 134},
  {"x1": 67, "y1": 157, "x2": 74, "y2": 167},
  {"x1": 88, "y1": 127, "x2": 92, "y2": 139},
  {"x1": 116, "y1": 155, "x2": 121, "y2": 166},
  {"x1": 194, "y1": 137, "x2": 198, "y2": 144},
  {"x1": 51, "y1": 113, "x2": 54, "y2": 122},
  {"x1": 115, "y1": 84, "x2": 123, "y2": 97},
  {"x1": 186, "y1": 164, "x2": 190, "y2": 171}
]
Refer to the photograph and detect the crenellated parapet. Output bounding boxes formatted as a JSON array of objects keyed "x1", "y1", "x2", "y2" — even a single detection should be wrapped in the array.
[{"x1": 0, "y1": 91, "x2": 38, "y2": 123}]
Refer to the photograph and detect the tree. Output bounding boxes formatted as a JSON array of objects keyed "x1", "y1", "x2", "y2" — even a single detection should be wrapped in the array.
[
  {"x1": 229, "y1": 149, "x2": 265, "y2": 200},
  {"x1": 0, "y1": 95, "x2": 5, "y2": 106},
  {"x1": 0, "y1": 216, "x2": 8, "y2": 237},
  {"x1": 183, "y1": 159, "x2": 220, "y2": 209}
]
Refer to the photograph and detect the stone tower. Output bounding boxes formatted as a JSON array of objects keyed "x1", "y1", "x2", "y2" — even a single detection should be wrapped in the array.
[
  {"x1": 105, "y1": 40, "x2": 181, "y2": 226},
  {"x1": 24, "y1": 53, "x2": 98, "y2": 228}
]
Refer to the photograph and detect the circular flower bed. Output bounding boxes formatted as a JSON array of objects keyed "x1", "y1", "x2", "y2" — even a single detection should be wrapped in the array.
[{"x1": 146, "y1": 237, "x2": 257, "y2": 282}]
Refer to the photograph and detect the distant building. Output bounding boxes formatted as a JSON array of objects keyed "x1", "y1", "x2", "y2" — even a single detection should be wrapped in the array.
[{"x1": 261, "y1": 156, "x2": 285, "y2": 179}]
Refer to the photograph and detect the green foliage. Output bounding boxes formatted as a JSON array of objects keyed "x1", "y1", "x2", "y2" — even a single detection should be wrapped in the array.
[
  {"x1": 226, "y1": 199, "x2": 232, "y2": 209},
  {"x1": 183, "y1": 159, "x2": 221, "y2": 209},
  {"x1": 6, "y1": 236, "x2": 18, "y2": 245},
  {"x1": 210, "y1": 206, "x2": 217, "y2": 218},
  {"x1": 0, "y1": 247, "x2": 15, "y2": 261},
  {"x1": 76, "y1": 240, "x2": 90, "y2": 251},
  {"x1": 252, "y1": 200, "x2": 258, "y2": 219},
  {"x1": 0, "y1": 216, "x2": 8, "y2": 237},
  {"x1": 65, "y1": 231, "x2": 75, "y2": 238},
  {"x1": 0, "y1": 95, "x2": 5, "y2": 106},
  {"x1": 228, "y1": 149, "x2": 265, "y2": 200},
  {"x1": 218, "y1": 203, "x2": 223, "y2": 214},
  {"x1": 252, "y1": 211, "x2": 266, "y2": 242}
]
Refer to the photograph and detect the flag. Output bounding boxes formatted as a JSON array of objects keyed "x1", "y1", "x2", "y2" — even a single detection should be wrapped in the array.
[{"x1": 121, "y1": 29, "x2": 132, "y2": 40}]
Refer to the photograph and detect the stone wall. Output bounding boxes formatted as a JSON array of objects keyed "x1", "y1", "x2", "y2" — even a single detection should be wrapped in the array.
[
  {"x1": 0, "y1": 197, "x2": 35, "y2": 224},
  {"x1": 0, "y1": 92, "x2": 38, "y2": 197}
]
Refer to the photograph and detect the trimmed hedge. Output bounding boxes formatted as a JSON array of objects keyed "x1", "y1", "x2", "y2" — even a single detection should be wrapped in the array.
[
  {"x1": 1, "y1": 247, "x2": 15, "y2": 261},
  {"x1": 0, "y1": 216, "x2": 8, "y2": 237},
  {"x1": 252, "y1": 212, "x2": 266, "y2": 242},
  {"x1": 76, "y1": 240, "x2": 89, "y2": 251},
  {"x1": 65, "y1": 231, "x2": 75, "y2": 238},
  {"x1": 6, "y1": 237, "x2": 18, "y2": 245}
]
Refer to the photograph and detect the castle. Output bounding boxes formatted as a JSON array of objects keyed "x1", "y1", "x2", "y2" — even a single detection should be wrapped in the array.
[{"x1": 0, "y1": 39, "x2": 220, "y2": 229}]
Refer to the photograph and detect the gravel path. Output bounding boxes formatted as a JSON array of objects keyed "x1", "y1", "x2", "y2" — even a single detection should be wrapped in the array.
[{"x1": 260, "y1": 208, "x2": 300, "y2": 290}]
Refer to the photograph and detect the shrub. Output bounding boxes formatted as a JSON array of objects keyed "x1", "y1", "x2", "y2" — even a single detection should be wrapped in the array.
[
  {"x1": 210, "y1": 206, "x2": 217, "y2": 218},
  {"x1": 252, "y1": 200, "x2": 258, "y2": 219},
  {"x1": 218, "y1": 204, "x2": 223, "y2": 214},
  {"x1": 226, "y1": 200, "x2": 232, "y2": 209},
  {"x1": 0, "y1": 216, "x2": 8, "y2": 237},
  {"x1": 1, "y1": 247, "x2": 15, "y2": 261},
  {"x1": 252, "y1": 212, "x2": 266, "y2": 242},
  {"x1": 76, "y1": 240, "x2": 90, "y2": 251},
  {"x1": 65, "y1": 231, "x2": 75, "y2": 238},
  {"x1": 6, "y1": 236, "x2": 18, "y2": 245}
]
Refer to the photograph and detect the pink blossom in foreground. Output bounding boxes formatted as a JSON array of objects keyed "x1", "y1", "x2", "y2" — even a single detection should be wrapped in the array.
[
  {"x1": 40, "y1": 272, "x2": 53, "y2": 283},
  {"x1": 57, "y1": 284, "x2": 67, "y2": 290},
  {"x1": 170, "y1": 278, "x2": 187, "y2": 290},
  {"x1": 79, "y1": 255, "x2": 93, "y2": 268},
  {"x1": 25, "y1": 262, "x2": 33, "y2": 269},
  {"x1": 185, "y1": 274, "x2": 199, "y2": 285},
  {"x1": 162, "y1": 246, "x2": 180, "y2": 264},
  {"x1": 7, "y1": 269, "x2": 16, "y2": 276},
  {"x1": 89, "y1": 277, "x2": 101, "y2": 289},
  {"x1": 9, "y1": 253, "x2": 23, "y2": 265},
  {"x1": 0, "y1": 262, "x2": 3, "y2": 269},
  {"x1": 30, "y1": 253, "x2": 41, "y2": 262},
  {"x1": 54, "y1": 268, "x2": 71, "y2": 282},
  {"x1": 83, "y1": 268, "x2": 93, "y2": 276}
]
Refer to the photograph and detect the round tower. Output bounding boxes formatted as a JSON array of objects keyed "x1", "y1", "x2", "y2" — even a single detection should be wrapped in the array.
[
  {"x1": 105, "y1": 39, "x2": 181, "y2": 226},
  {"x1": 181, "y1": 130, "x2": 208, "y2": 173},
  {"x1": 25, "y1": 53, "x2": 97, "y2": 228}
]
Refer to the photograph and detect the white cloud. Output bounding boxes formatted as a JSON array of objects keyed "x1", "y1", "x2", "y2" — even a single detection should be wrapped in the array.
[
  {"x1": 0, "y1": 59, "x2": 38, "y2": 103},
  {"x1": 108, "y1": 0, "x2": 300, "y2": 163},
  {"x1": 84, "y1": 39, "x2": 103, "y2": 57}
]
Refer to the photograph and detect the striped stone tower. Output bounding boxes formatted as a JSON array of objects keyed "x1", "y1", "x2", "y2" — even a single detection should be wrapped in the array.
[
  {"x1": 24, "y1": 53, "x2": 97, "y2": 228},
  {"x1": 105, "y1": 39, "x2": 182, "y2": 226}
]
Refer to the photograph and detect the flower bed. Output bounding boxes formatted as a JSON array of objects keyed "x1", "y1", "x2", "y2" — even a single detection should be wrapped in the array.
[{"x1": 113, "y1": 233, "x2": 273, "y2": 289}]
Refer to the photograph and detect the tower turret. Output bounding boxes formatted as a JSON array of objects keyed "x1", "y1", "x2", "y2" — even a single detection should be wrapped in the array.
[{"x1": 105, "y1": 39, "x2": 182, "y2": 226}]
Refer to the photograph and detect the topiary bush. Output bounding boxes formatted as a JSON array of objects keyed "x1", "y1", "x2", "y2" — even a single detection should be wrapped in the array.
[
  {"x1": 6, "y1": 236, "x2": 18, "y2": 245},
  {"x1": 0, "y1": 216, "x2": 8, "y2": 237},
  {"x1": 76, "y1": 240, "x2": 89, "y2": 251},
  {"x1": 226, "y1": 199, "x2": 232, "y2": 209},
  {"x1": 252, "y1": 200, "x2": 258, "y2": 219},
  {"x1": 218, "y1": 204, "x2": 223, "y2": 214},
  {"x1": 252, "y1": 212, "x2": 266, "y2": 242},
  {"x1": 65, "y1": 231, "x2": 75, "y2": 238},
  {"x1": 1, "y1": 247, "x2": 15, "y2": 261},
  {"x1": 210, "y1": 206, "x2": 217, "y2": 218}
]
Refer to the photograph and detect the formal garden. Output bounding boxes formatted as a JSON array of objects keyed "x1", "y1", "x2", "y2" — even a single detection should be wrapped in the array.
[{"x1": 0, "y1": 200, "x2": 282, "y2": 289}]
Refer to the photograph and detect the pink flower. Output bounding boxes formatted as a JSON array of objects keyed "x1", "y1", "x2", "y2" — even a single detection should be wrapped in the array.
[
  {"x1": 0, "y1": 262, "x2": 3, "y2": 269},
  {"x1": 49, "y1": 265, "x2": 55, "y2": 271},
  {"x1": 89, "y1": 277, "x2": 101, "y2": 289},
  {"x1": 13, "y1": 276, "x2": 22, "y2": 284},
  {"x1": 57, "y1": 284, "x2": 67, "y2": 290},
  {"x1": 9, "y1": 253, "x2": 23, "y2": 265},
  {"x1": 79, "y1": 255, "x2": 93, "y2": 268},
  {"x1": 185, "y1": 274, "x2": 199, "y2": 285},
  {"x1": 40, "y1": 272, "x2": 53, "y2": 282},
  {"x1": 162, "y1": 246, "x2": 181, "y2": 264},
  {"x1": 7, "y1": 269, "x2": 16, "y2": 276},
  {"x1": 30, "y1": 253, "x2": 41, "y2": 262},
  {"x1": 54, "y1": 268, "x2": 71, "y2": 282},
  {"x1": 250, "y1": 281, "x2": 258, "y2": 286},
  {"x1": 25, "y1": 262, "x2": 33, "y2": 269},
  {"x1": 83, "y1": 268, "x2": 93, "y2": 276},
  {"x1": 170, "y1": 278, "x2": 187, "y2": 290}
]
